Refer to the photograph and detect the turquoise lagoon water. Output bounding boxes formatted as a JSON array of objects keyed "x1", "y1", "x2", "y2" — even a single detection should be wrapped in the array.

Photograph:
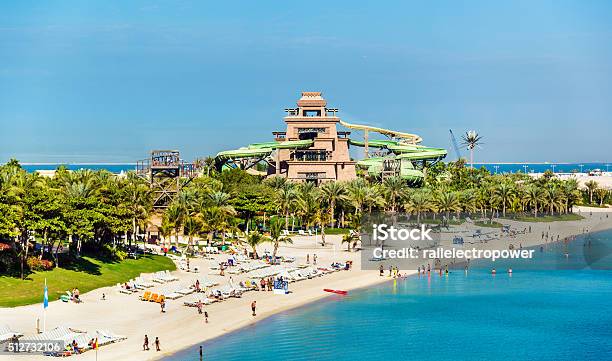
[{"x1": 166, "y1": 231, "x2": 612, "y2": 361}]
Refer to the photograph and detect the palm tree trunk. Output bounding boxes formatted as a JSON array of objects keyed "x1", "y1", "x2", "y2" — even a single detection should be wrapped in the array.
[
  {"x1": 285, "y1": 211, "x2": 289, "y2": 230},
  {"x1": 470, "y1": 148, "x2": 474, "y2": 169},
  {"x1": 273, "y1": 241, "x2": 279, "y2": 259}
]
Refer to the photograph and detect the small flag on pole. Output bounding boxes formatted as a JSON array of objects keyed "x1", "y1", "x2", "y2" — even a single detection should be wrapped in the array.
[{"x1": 43, "y1": 279, "x2": 48, "y2": 309}]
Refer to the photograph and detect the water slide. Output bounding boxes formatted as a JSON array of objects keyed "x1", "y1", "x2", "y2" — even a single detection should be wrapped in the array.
[
  {"x1": 214, "y1": 120, "x2": 446, "y2": 183},
  {"x1": 344, "y1": 122, "x2": 447, "y2": 183},
  {"x1": 215, "y1": 140, "x2": 313, "y2": 160},
  {"x1": 339, "y1": 120, "x2": 422, "y2": 144}
]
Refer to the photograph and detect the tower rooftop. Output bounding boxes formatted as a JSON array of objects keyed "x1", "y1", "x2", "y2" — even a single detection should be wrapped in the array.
[{"x1": 297, "y1": 91, "x2": 326, "y2": 107}]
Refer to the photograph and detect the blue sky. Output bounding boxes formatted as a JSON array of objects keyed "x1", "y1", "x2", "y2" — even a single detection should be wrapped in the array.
[{"x1": 1, "y1": 0, "x2": 611, "y2": 163}]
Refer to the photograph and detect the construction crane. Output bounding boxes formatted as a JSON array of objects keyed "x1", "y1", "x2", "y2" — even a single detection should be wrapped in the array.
[{"x1": 449, "y1": 129, "x2": 463, "y2": 160}]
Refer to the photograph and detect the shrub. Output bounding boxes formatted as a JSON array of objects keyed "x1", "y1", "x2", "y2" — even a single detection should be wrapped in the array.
[
  {"x1": 26, "y1": 257, "x2": 54, "y2": 271},
  {"x1": 98, "y1": 244, "x2": 127, "y2": 261}
]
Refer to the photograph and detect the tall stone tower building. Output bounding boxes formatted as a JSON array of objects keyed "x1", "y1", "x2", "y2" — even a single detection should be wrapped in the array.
[{"x1": 271, "y1": 92, "x2": 356, "y2": 183}]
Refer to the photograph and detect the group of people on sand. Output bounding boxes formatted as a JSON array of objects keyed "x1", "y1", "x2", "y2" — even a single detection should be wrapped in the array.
[
  {"x1": 195, "y1": 300, "x2": 209, "y2": 322},
  {"x1": 259, "y1": 277, "x2": 275, "y2": 291},
  {"x1": 306, "y1": 253, "x2": 317, "y2": 265},
  {"x1": 143, "y1": 334, "x2": 161, "y2": 352}
]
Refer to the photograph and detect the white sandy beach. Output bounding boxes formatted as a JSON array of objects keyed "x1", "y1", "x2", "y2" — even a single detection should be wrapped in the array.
[
  {"x1": 0, "y1": 234, "x2": 392, "y2": 361},
  {"x1": 1, "y1": 206, "x2": 610, "y2": 361}
]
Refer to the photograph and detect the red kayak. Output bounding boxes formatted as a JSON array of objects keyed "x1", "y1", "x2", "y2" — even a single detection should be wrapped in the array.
[{"x1": 324, "y1": 289, "x2": 348, "y2": 295}]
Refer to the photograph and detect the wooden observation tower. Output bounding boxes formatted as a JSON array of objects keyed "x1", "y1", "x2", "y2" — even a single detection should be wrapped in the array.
[{"x1": 136, "y1": 150, "x2": 198, "y2": 208}]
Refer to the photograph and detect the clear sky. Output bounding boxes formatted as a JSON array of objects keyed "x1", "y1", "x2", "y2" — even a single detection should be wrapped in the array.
[{"x1": 1, "y1": 0, "x2": 611, "y2": 163}]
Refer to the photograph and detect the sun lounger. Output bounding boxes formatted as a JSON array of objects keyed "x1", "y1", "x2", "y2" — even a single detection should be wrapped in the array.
[
  {"x1": 151, "y1": 271, "x2": 168, "y2": 283},
  {"x1": 135, "y1": 276, "x2": 154, "y2": 288},
  {"x1": 95, "y1": 329, "x2": 127, "y2": 344},
  {"x1": 149, "y1": 293, "x2": 160, "y2": 302},
  {"x1": 140, "y1": 291, "x2": 152, "y2": 301},
  {"x1": 164, "y1": 292, "x2": 182, "y2": 300},
  {"x1": 163, "y1": 270, "x2": 179, "y2": 281}
]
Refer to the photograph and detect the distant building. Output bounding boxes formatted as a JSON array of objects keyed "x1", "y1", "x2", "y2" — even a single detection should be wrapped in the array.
[{"x1": 272, "y1": 92, "x2": 356, "y2": 183}]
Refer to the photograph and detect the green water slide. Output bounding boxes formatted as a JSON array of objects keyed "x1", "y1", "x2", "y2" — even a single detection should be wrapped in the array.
[
  {"x1": 215, "y1": 139, "x2": 313, "y2": 159},
  {"x1": 215, "y1": 140, "x2": 314, "y2": 171},
  {"x1": 349, "y1": 139, "x2": 447, "y2": 182}
]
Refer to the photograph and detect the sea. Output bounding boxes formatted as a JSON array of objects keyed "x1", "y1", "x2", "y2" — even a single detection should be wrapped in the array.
[
  {"x1": 17, "y1": 162, "x2": 612, "y2": 175},
  {"x1": 164, "y1": 229, "x2": 612, "y2": 361}
]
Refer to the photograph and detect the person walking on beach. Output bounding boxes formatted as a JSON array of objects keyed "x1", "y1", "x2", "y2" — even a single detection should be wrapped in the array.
[
  {"x1": 160, "y1": 299, "x2": 166, "y2": 313},
  {"x1": 155, "y1": 337, "x2": 160, "y2": 352},
  {"x1": 379, "y1": 264, "x2": 384, "y2": 276},
  {"x1": 197, "y1": 300, "x2": 203, "y2": 314},
  {"x1": 251, "y1": 301, "x2": 257, "y2": 316},
  {"x1": 143, "y1": 335, "x2": 149, "y2": 351},
  {"x1": 307, "y1": 254, "x2": 310, "y2": 264},
  {"x1": 204, "y1": 310, "x2": 209, "y2": 323}
]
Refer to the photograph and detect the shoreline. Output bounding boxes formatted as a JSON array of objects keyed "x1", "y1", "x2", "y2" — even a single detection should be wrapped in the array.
[
  {"x1": 162, "y1": 270, "x2": 400, "y2": 360},
  {"x1": 1, "y1": 207, "x2": 610, "y2": 361}
]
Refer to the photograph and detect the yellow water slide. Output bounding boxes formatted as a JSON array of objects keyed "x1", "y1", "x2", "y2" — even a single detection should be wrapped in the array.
[{"x1": 338, "y1": 120, "x2": 422, "y2": 144}]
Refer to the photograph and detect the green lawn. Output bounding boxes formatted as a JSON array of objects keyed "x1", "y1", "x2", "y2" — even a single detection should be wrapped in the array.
[
  {"x1": 0, "y1": 255, "x2": 175, "y2": 307},
  {"x1": 511, "y1": 214, "x2": 585, "y2": 222},
  {"x1": 324, "y1": 228, "x2": 351, "y2": 235}
]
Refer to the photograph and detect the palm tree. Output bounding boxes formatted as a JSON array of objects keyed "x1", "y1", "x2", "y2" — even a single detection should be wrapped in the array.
[
  {"x1": 461, "y1": 130, "x2": 484, "y2": 169},
  {"x1": 296, "y1": 183, "x2": 319, "y2": 230},
  {"x1": 461, "y1": 189, "x2": 478, "y2": 215},
  {"x1": 562, "y1": 179, "x2": 581, "y2": 213},
  {"x1": 320, "y1": 181, "x2": 347, "y2": 227},
  {"x1": 584, "y1": 180, "x2": 598, "y2": 204},
  {"x1": 313, "y1": 205, "x2": 332, "y2": 246},
  {"x1": 200, "y1": 156, "x2": 217, "y2": 177},
  {"x1": 493, "y1": 181, "x2": 515, "y2": 217},
  {"x1": 595, "y1": 188, "x2": 609, "y2": 207},
  {"x1": 268, "y1": 220, "x2": 293, "y2": 259},
  {"x1": 382, "y1": 176, "x2": 407, "y2": 212},
  {"x1": 158, "y1": 217, "x2": 173, "y2": 248},
  {"x1": 165, "y1": 203, "x2": 184, "y2": 248},
  {"x1": 543, "y1": 184, "x2": 563, "y2": 216},
  {"x1": 265, "y1": 176, "x2": 287, "y2": 190},
  {"x1": 182, "y1": 216, "x2": 200, "y2": 252},
  {"x1": 243, "y1": 231, "x2": 266, "y2": 259},
  {"x1": 275, "y1": 183, "x2": 297, "y2": 230},
  {"x1": 405, "y1": 189, "x2": 432, "y2": 224},
  {"x1": 364, "y1": 184, "x2": 384, "y2": 213},
  {"x1": 341, "y1": 233, "x2": 355, "y2": 252},
  {"x1": 124, "y1": 173, "x2": 152, "y2": 248},
  {"x1": 347, "y1": 179, "x2": 368, "y2": 215},
  {"x1": 524, "y1": 184, "x2": 544, "y2": 217},
  {"x1": 435, "y1": 190, "x2": 461, "y2": 223}
]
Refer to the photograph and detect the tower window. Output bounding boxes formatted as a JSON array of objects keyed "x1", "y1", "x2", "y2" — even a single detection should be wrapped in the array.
[{"x1": 304, "y1": 110, "x2": 321, "y2": 117}]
